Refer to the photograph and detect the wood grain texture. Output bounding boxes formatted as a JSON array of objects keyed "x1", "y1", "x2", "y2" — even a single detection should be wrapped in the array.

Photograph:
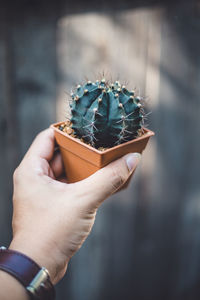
[
  {"x1": 0, "y1": 4, "x2": 57, "y2": 249},
  {"x1": 0, "y1": 1, "x2": 200, "y2": 300}
]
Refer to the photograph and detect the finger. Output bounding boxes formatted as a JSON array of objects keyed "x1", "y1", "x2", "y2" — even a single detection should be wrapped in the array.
[
  {"x1": 74, "y1": 153, "x2": 141, "y2": 207},
  {"x1": 50, "y1": 151, "x2": 65, "y2": 179},
  {"x1": 26, "y1": 128, "x2": 55, "y2": 161},
  {"x1": 116, "y1": 170, "x2": 135, "y2": 192}
]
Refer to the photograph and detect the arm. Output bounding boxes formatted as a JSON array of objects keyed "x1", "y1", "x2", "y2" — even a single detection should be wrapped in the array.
[
  {"x1": 0, "y1": 271, "x2": 28, "y2": 300},
  {"x1": 0, "y1": 128, "x2": 140, "y2": 297}
]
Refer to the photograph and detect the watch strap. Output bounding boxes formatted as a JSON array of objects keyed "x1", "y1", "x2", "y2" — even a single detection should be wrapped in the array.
[{"x1": 0, "y1": 247, "x2": 55, "y2": 300}]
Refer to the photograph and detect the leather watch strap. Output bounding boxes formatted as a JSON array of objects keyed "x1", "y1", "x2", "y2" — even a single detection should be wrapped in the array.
[{"x1": 0, "y1": 247, "x2": 55, "y2": 300}]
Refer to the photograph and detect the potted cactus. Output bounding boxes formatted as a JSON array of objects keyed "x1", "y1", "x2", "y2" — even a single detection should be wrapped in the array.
[{"x1": 51, "y1": 79, "x2": 154, "y2": 183}]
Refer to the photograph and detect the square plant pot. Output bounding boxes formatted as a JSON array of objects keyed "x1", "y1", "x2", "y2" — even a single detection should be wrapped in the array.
[{"x1": 51, "y1": 121, "x2": 155, "y2": 183}]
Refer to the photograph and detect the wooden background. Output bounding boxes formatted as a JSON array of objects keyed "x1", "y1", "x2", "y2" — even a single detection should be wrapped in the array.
[{"x1": 0, "y1": 1, "x2": 200, "y2": 299}]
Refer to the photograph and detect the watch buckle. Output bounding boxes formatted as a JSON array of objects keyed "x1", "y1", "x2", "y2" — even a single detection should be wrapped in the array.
[{"x1": 26, "y1": 267, "x2": 50, "y2": 296}]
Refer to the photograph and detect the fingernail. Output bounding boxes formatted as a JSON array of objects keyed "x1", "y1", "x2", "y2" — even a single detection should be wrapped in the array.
[{"x1": 126, "y1": 153, "x2": 141, "y2": 172}]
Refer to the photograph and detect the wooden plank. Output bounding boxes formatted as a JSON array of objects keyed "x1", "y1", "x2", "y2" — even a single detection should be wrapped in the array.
[
  {"x1": 0, "y1": 9, "x2": 18, "y2": 246},
  {"x1": 56, "y1": 3, "x2": 200, "y2": 300},
  {"x1": 0, "y1": 1, "x2": 200, "y2": 300},
  {"x1": 56, "y1": 7, "x2": 160, "y2": 300},
  {"x1": 0, "y1": 4, "x2": 57, "y2": 250}
]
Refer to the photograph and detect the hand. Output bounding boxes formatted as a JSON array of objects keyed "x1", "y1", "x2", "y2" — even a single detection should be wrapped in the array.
[{"x1": 9, "y1": 128, "x2": 141, "y2": 284}]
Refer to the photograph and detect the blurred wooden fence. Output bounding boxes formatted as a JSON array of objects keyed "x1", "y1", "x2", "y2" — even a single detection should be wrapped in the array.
[{"x1": 0, "y1": 1, "x2": 200, "y2": 299}]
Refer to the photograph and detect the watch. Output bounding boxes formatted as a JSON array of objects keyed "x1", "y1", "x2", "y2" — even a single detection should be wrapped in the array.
[{"x1": 0, "y1": 246, "x2": 55, "y2": 299}]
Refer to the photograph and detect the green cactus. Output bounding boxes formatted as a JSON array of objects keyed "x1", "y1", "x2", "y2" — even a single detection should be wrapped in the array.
[{"x1": 69, "y1": 79, "x2": 144, "y2": 148}]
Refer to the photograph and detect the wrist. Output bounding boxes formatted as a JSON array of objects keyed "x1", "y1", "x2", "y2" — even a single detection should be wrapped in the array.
[
  {"x1": 9, "y1": 234, "x2": 68, "y2": 284},
  {"x1": 0, "y1": 246, "x2": 55, "y2": 299},
  {"x1": 0, "y1": 270, "x2": 29, "y2": 300}
]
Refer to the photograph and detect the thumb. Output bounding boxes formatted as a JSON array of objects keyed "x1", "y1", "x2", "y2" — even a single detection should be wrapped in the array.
[{"x1": 76, "y1": 153, "x2": 141, "y2": 208}]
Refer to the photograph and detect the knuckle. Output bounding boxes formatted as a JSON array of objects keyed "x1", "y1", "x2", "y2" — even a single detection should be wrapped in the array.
[
  {"x1": 34, "y1": 130, "x2": 46, "y2": 141},
  {"x1": 35, "y1": 131, "x2": 43, "y2": 140},
  {"x1": 13, "y1": 167, "x2": 22, "y2": 185},
  {"x1": 36, "y1": 128, "x2": 53, "y2": 140},
  {"x1": 13, "y1": 168, "x2": 19, "y2": 182}
]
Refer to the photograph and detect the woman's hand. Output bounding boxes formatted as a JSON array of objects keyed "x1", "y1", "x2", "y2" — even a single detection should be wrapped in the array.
[{"x1": 9, "y1": 128, "x2": 140, "y2": 284}]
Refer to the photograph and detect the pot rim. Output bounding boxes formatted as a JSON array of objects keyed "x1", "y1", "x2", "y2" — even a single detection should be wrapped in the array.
[{"x1": 51, "y1": 121, "x2": 155, "y2": 154}]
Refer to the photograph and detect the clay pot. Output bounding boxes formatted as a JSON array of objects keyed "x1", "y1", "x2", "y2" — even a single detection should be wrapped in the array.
[{"x1": 51, "y1": 121, "x2": 155, "y2": 183}]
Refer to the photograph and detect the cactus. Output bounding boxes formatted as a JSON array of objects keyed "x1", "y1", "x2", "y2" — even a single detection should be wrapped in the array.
[{"x1": 68, "y1": 79, "x2": 144, "y2": 149}]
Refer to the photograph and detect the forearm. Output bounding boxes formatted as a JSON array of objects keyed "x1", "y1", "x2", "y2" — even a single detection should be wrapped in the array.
[
  {"x1": 9, "y1": 235, "x2": 67, "y2": 284},
  {"x1": 0, "y1": 270, "x2": 29, "y2": 300}
]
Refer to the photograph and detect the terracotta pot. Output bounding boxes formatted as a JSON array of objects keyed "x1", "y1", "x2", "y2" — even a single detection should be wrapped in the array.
[{"x1": 51, "y1": 121, "x2": 155, "y2": 183}]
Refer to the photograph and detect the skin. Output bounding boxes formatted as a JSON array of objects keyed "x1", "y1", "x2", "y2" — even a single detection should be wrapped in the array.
[{"x1": 0, "y1": 128, "x2": 141, "y2": 299}]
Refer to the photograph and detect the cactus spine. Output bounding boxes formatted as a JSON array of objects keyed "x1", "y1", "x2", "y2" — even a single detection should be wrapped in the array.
[{"x1": 69, "y1": 79, "x2": 143, "y2": 148}]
